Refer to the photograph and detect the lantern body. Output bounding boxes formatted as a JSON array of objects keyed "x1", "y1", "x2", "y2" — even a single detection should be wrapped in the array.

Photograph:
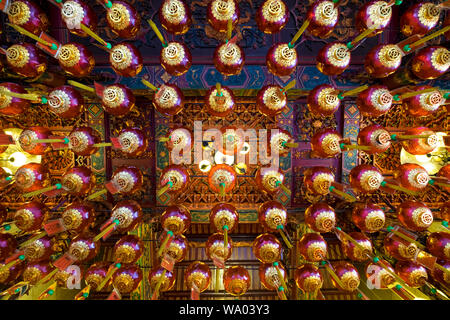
[
  {"x1": 160, "y1": 42, "x2": 192, "y2": 76},
  {"x1": 159, "y1": 0, "x2": 192, "y2": 35},
  {"x1": 161, "y1": 205, "x2": 191, "y2": 235},
  {"x1": 255, "y1": 167, "x2": 286, "y2": 195},
  {"x1": 207, "y1": 0, "x2": 239, "y2": 32},
  {"x1": 18, "y1": 126, "x2": 52, "y2": 155},
  {"x1": 352, "y1": 202, "x2": 385, "y2": 233},
  {"x1": 61, "y1": 0, "x2": 97, "y2": 37},
  {"x1": 14, "y1": 163, "x2": 50, "y2": 193},
  {"x1": 0, "y1": 234, "x2": 17, "y2": 261},
  {"x1": 349, "y1": 164, "x2": 383, "y2": 194},
  {"x1": 340, "y1": 232, "x2": 373, "y2": 262},
  {"x1": 356, "y1": 85, "x2": 393, "y2": 117},
  {"x1": 364, "y1": 259, "x2": 395, "y2": 289},
  {"x1": 163, "y1": 234, "x2": 188, "y2": 263},
  {"x1": 116, "y1": 128, "x2": 148, "y2": 157},
  {"x1": 402, "y1": 85, "x2": 444, "y2": 117},
  {"x1": 13, "y1": 201, "x2": 48, "y2": 232},
  {"x1": 411, "y1": 46, "x2": 450, "y2": 80},
  {"x1": 153, "y1": 84, "x2": 184, "y2": 116},
  {"x1": 113, "y1": 235, "x2": 144, "y2": 264},
  {"x1": 47, "y1": 85, "x2": 84, "y2": 118},
  {"x1": 149, "y1": 266, "x2": 176, "y2": 293},
  {"x1": 256, "y1": 85, "x2": 287, "y2": 117},
  {"x1": 365, "y1": 44, "x2": 402, "y2": 78},
  {"x1": 306, "y1": 0, "x2": 339, "y2": 38},
  {"x1": 206, "y1": 233, "x2": 233, "y2": 262},
  {"x1": 307, "y1": 84, "x2": 340, "y2": 116},
  {"x1": 400, "y1": 2, "x2": 441, "y2": 37},
  {"x1": 223, "y1": 266, "x2": 250, "y2": 297},
  {"x1": 255, "y1": 0, "x2": 288, "y2": 34},
  {"x1": 101, "y1": 84, "x2": 135, "y2": 116},
  {"x1": 61, "y1": 166, "x2": 96, "y2": 196},
  {"x1": 61, "y1": 202, "x2": 94, "y2": 233},
  {"x1": 110, "y1": 42, "x2": 143, "y2": 77},
  {"x1": 205, "y1": 86, "x2": 235, "y2": 117},
  {"x1": 303, "y1": 166, "x2": 335, "y2": 195},
  {"x1": 395, "y1": 261, "x2": 428, "y2": 288},
  {"x1": 266, "y1": 43, "x2": 297, "y2": 77},
  {"x1": 208, "y1": 164, "x2": 236, "y2": 194},
  {"x1": 7, "y1": 0, "x2": 49, "y2": 35},
  {"x1": 106, "y1": 0, "x2": 141, "y2": 39},
  {"x1": 437, "y1": 165, "x2": 450, "y2": 192},
  {"x1": 23, "y1": 262, "x2": 52, "y2": 285},
  {"x1": 160, "y1": 164, "x2": 189, "y2": 195},
  {"x1": 357, "y1": 124, "x2": 391, "y2": 154},
  {"x1": 185, "y1": 261, "x2": 211, "y2": 293},
  {"x1": 252, "y1": 233, "x2": 282, "y2": 264},
  {"x1": 210, "y1": 203, "x2": 238, "y2": 233},
  {"x1": 213, "y1": 43, "x2": 245, "y2": 76},
  {"x1": 310, "y1": 128, "x2": 342, "y2": 158},
  {"x1": 305, "y1": 202, "x2": 335, "y2": 233},
  {"x1": 112, "y1": 264, "x2": 142, "y2": 294},
  {"x1": 393, "y1": 163, "x2": 429, "y2": 192},
  {"x1": 268, "y1": 128, "x2": 294, "y2": 157},
  {"x1": 294, "y1": 264, "x2": 323, "y2": 293},
  {"x1": 297, "y1": 233, "x2": 327, "y2": 262},
  {"x1": 6, "y1": 43, "x2": 47, "y2": 78},
  {"x1": 316, "y1": 42, "x2": 350, "y2": 76},
  {"x1": 23, "y1": 235, "x2": 54, "y2": 262},
  {"x1": 329, "y1": 261, "x2": 360, "y2": 292},
  {"x1": 58, "y1": 43, "x2": 95, "y2": 77},
  {"x1": 0, "y1": 82, "x2": 30, "y2": 116},
  {"x1": 68, "y1": 127, "x2": 102, "y2": 156},
  {"x1": 259, "y1": 262, "x2": 287, "y2": 291},
  {"x1": 85, "y1": 262, "x2": 109, "y2": 291},
  {"x1": 426, "y1": 232, "x2": 450, "y2": 261},
  {"x1": 400, "y1": 127, "x2": 438, "y2": 155},
  {"x1": 431, "y1": 259, "x2": 450, "y2": 285},
  {"x1": 110, "y1": 200, "x2": 143, "y2": 233},
  {"x1": 68, "y1": 236, "x2": 99, "y2": 262},
  {"x1": 384, "y1": 236, "x2": 419, "y2": 261},
  {"x1": 258, "y1": 200, "x2": 287, "y2": 233},
  {"x1": 355, "y1": 0, "x2": 392, "y2": 36}
]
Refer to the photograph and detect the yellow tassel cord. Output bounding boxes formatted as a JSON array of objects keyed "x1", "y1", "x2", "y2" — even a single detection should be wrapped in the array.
[
  {"x1": 281, "y1": 80, "x2": 296, "y2": 93},
  {"x1": 67, "y1": 80, "x2": 96, "y2": 93},
  {"x1": 141, "y1": 79, "x2": 159, "y2": 91},
  {"x1": 93, "y1": 221, "x2": 119, "y2": 242},
  {"x1": 92, "y1": 142, "x2": 113, "y2": 148},
  {"x1": 36, "y1": 268, "x2": 59, "y2": 286},
  {"x1": 7, "y1": 23, "x2": 55, "y2": 48},
  {"x1": 408, "y1": 25, "x2": 450, "y2": 50},
  {"x1": 290, "y1": 20, "x2": 310, "y2": 47},
  {"x1": 86, "y1": 189, "x2": 107, "y2": 201},
  {"x1": 79, "y1": 24, "x2": 110, "y2": 49},
  {"x1": 153, "y1": 269, "x2": 167, "y2": 300},
  {"x1": 380, "y1": 182, "x2": 419, "y2": 196},
  {"x1": 156, "y1": 231, "x2": 173, "y2": 257},
  {"x1": 348, "y1": 28, "x2": 376, "y2": 48},
  {"x1": 23, "y1": 184, "x2": 61, "y2": 198},
  {"x1": 340, "y1": 85, "x2": 369, "y2": 97},
  {"x1": 1, "y1": 90, "x2": 40, "y2": 101},
  {"x1": 157, "y1": 181, "x2": 172, "y2": 197},
  {"x1": 341, "y1": 144, "x2": 372, "y2": 151},
  {"x1": 96, "y1": 263, "x2": 120, "y2": 291},
  {"x1": 18, "y1": 231, "x2": 47, "y2": 248},
  {"x1": 147, "y1": 20, "x2": 167, "y2": 47},
  {"x1": 277, "y1": 226, "x2": 293, "y2": 249},
  {"x1": 227, "y1": 19, "x2": 233, "y2": 41},
  {"x1": 329, "y1": 186, "x2": 356, "y2": 202},
  {"x1": 399, "y1": 88, "x2": 437, "y2": 100}
]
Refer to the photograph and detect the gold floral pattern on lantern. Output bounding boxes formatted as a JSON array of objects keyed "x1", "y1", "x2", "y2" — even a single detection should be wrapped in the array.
[
  {"x1": 270, "y1": 131, "x2": 290, "y2": 154},
  {"x1": 408, "y1": 269, "x2": 428, "y2": 287},
  {"x1": 315, "y1": 210, "x2": 335, "y2": 232},
  {"x1": 322, "y1": 133, "x2": 341, "y2": 155},
  {"x1": 274, "y1": 44, "x2": 297, "y2": 68},
  {"x1": 209, "y1": 89, "x2": 233, "y2": 112},
  {"x1": 155, "y1": 85, "x2": 179, "y2": 109},
  {"x1": 370, "y1": 88, "x2": 392, "y2": 112},
  {"x1": 62, "y1": 1, "x2": 85, "y2": 28},
  {"x1": 6, "y1": 45, "x2": 30, "y2": 68},
  {"x1": 208, "y1": 241, "x2": 228, "y2": 260},
  {"x1": 218, "y1": 43, "x2": 242, "y2": 66},
  {"x1": 166, "y1": 241, "x2": 185, "y2": 261},
  {"x1": 112, "y1": 171, "x2": 135, "y2": 193},
  {"x1": 103, "y1": 86, "x2": 125, "y2": 109},
  {"x1": 370, "y1": 129, "x2": 391, "y2": 148},
  {"x1": 61, "y1": 172, "x2": 84, "y2": 193},
  {"x1": 340, "y1": 270, "x2": 360, "y2": 291},
  {"x1": 259, "y1": 243, "x2": 280, "y2": 262},
  {"x1": 418, "y1": 91, "x2": 443, "y2": 112},
  {"x1": 261, "y1": 170, "x2": 284, "y2": 192},
  {"x1": 211, "y1": 0, "x2": 235, "y2": 21},
  {"x1": 407, "y1": 168, "x2": 429, "y2": 188},
  {"x1": 111, "y1": 207, "x2": 134, "y2": 230},
  {"x1": 398, "y1": 242, "x2": 418, "y2": 259},
  {"x1": 162, "y1": 0, "x2": 186, "y2": 24},
  {"x1": 62, "y1": 208, "x2": 83, "y2": 230},
  {"x1": 263, "y1": 265, "x2": 282, "y2": 288},
  {"x1": 378, "y1": 45, "x2": 402, "y2": 68},
  {"x1": 163, "y1": 215, "x2": 186, "y2": 233},
  {"x1": 58, "y1": 44, "x2": 81, "y2": 68},
  {"x1": 8, "y1": 1, "x2": 31, "y2": 25},
  {"x1": 326, "y1": 43, "x2": 350, "y2": 67},
  {"x1": 18, "y1": 129, "x2": 39, "y2": 152},
  {"x1": 314, "y1": 1, "x2": 338, "y2": 26},
  {"x1": 15, "y1": 167, "x2": 36, "y2": 190},
  {"x1": 162, "y1": 42, "x2": 185, "y2": 66},
  {"x1": 186, "y1": 271, "x2": 208, "y2": 291},
  {"x1": 211, "y1": 169, "x2": 235, "y2": 187},
  {"x1": 303, "y1": 275, "x2": 323, "y2": 292},
  {"x1": 14, "y1": 208, "x2": 35, "y2": 231},
  {"x1": 68, "y1": 131, "x2": 89, "y2": 153},
  {"x1": 114, "y1": 244, "x2": 136, "y2": 264},
  {"x1": 307, "y1": 242, "x2": 327, "y2": 261},
  {"x1": 318, "y1": 88, "x2": 339, "y2": 111},
  {"x1": 418, "y1": 3, "x2": 441, "y2": 28},
  {"x1": 411, "y1": 207, "x2": 433, "y2": 228},
  {"x1": 69, "y1": 241, "x2": 90, "y2": 261},
  {"x1": 24, "y1": 239, "x2": 45, "y2": 260},
  {"x1": 365, "y1": 210, "x2": 385, "y2": 231},
  {"x1": 430, "y1": 48, "x2": 450, "y2": 71},
  {"x1": 0, "y1": 265, "x2": 11, "y2": 283},
  {"x1": 85, "y1": 273, "x2": 103, "y2": 290},
  {"x1": 368, "y1": 1, "x2": 392, "y2": 26},
  {"x1": 213, "y1": 209, "x2": 237, "y2": 230},
  {"x1": 169, "y1": 129, "x2": 189, "y2": 148},
  {"x1": 48, "y1": 90, "x2": 71, "y2": 114},
  {"x1": 360, "y1": 170, "x2": 383, "y2": 192},
  {"x1": 110, "y1": 45, "x2": 133, "y2": 70},
  {"x1": 262, "y1": 0, "x2": 286, "y2": 22},
  {"x1": 118, "y1": 131, "x2": 140, "y2": 154},
  {"x1": 23, "y1": 267, "x2": 41, "y2": 285},
  {"x1": 262, "y1": 86, "x2": 286, "y2": 111},
  {"x1": 312, "y1": 172, "x2": 334, "y2": 195},
  {"x1": 107, "y1": 3, "x2": 130, "y2": 31},
  {"x1": 161, "y1": 169, "x2": 186, "y2": 191},
  {"x1": 114, "y1": 273, "x2": 134, "y2": 293}
]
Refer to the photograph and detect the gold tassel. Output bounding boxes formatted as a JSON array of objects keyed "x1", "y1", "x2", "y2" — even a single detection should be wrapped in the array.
[{"x1": 86, "y1": 189, "x2": 107, "y2": 200}]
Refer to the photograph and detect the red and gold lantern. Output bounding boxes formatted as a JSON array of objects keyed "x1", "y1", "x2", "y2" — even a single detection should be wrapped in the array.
[
  {"x1": 6, "y1": 43, "x2": 47, "y2": 78},
  {"x1": 268, "y1": 128, "x2": 296, "y2": 157},
  {"x1": 0, "y1": 234, "x2": 17, "y2": 261},
  {"x1": 356, "y1": 85, "x2": 393, "y2": 117},
  {"x1": 252, "y1": 233, "x2": 282, "y2": 264},
  {"x1": 266, "y1": 43, "x2": 297, "y2": 77},
  {"x1": 185, "y1": 261, "x2": 211, "y2": 293},
  {"x1": 110, "y1": 42, "x2": 143, "y2": 77},
  {"x1": 46, "y1": 85, "x2": 84, "y2": 119},
  {"x1": 349, "y1": 164, "x2": 384, "y2": 194},
  {"x1": 85, "y1": 262, "x2": 110, "y2": 291},
  {"x1": 159, "y1": 164, "x2": 189, "y2": 196},
  {"x1": 106, "y1": 0, "x2": 141, "y2": 39},
  {"x1": 298, "y1": 233, "x2": 327, "y2": 262},
  {"x1": 214, "y1": 42, "x2": 245, "y2": 76},
  {"x1": 22, "y1": 261, "x2": 52, "y2": 285},
  {"x1": 110, "y1": 200, "x2": 143, "y2": 234},
  {"x1": 160, "y1": 42, "x2": 192, "y2": 76},
  {"x1": 395, "y1": 261, "x2": 428, "y2": 288},
  {"x1": 431, "y1": 259, "x2": 450, "y2": 286},
  {"x1": 149, "y1": 266, "x2": 176, "y2": 297},
  {"x1": 400, "y1": 2, "x2": 441, "y2": 37},
  {"x1": 161, "y1": 205, "x2": 191, "y2": 235},
  {"x1": 14, "y1": 163, "x2": 50, "y2": 193},
  {"x1": 12, "y1": 201, "x2": 48, "y2": 232},
  {"x1": 307, "y1": 84, "x2": 340, "y2": 116},
  {"x1": 352, "y1": 202, "x2": 385, "y2": 233},
  {"x1": 61, "y1": 202, "x2": 94, "y2": 234},
  {"x1": 113, "y1": 235, "x2": 144, "y2": 264},
  {"x1": 153, "y1": 83, "x2": 184, "y2": 116},
  {"x1": 206, "y1": 233, "x2": 233, "y2": 262},
  {"x1": 205, "y1": 84, "x2": 235, "y2": 117},
  {"x1": 256, "y1": 84, "x2": 287, "y2": 117},
  {"x1": 116, "y1": 128, "x2": 148, "y2": 157},
  {"x1": 310, "y1": 128, "x2": 342, "y2": 158},
  {"x1": 393, "y1": 163, "x2": 430, "y2": 192},
  {"x1": 437, "y1": 164, "x2": 450, "y2": 192},
  {"x1": 159, "y1": 0, "x2": 192, "y2": 35},
  {"x1": 161, "y1": 234, "x2": 188, "y2": 263},
  {"x1": 306, "y1": 0, "x2": 339, "y2": 38},
  {"x1": 60, "y1": 0, "x2": 97, "y2": 37},
  {"x1": 357, "y1": 124, "x2": 391, "y2": 154},
  {"x1": 7, "y1": 0, "x2": 49, "y2": 35},
  {"x1": 355, "y1": 0, "x2": 392, "y2": 37},
  {"x1": 223, "y1": 266, "x2": 250, "y2": 297},
  {"x1": 304, "y1": 202, "x2": 336, "y2": 233},
  {"x1": 18, "y1": 126, "x2": 52, "y2": 155},
  {"x1": 384, "y1": 236, "x2": 419, "y2": 261},
  {"x1": 101, "y1": 84, "x2": 135, "y2": 116},
  {"x1": 23, "y1": 235, "x2": 54, "y2": 262},
  {"x1": 259, "y1": 262, "x2": 287, "y2": 293},
  {"x1": 61, "y1": 166, "x2": 96, "y2": 196},
  {"x1": 0, "y1": 259, "x2": 25, "y2": 285},
  {"x1": 112, "y1": 264, "x2": 142, "y2": 294},
  {"x1": 364, "y1": 44, "x2": 403, "y2": 78},
  {"x1": 411, "y1": 46, "x2": 450, "y2": 80},
  {"x1": 57, "y1": 43, "x2": 95, "y2": 77},
  {"x1": 294, "y1": 264, "x2": 323, "y2": 293},
  {"x1": 165, "y1": 127, "x2": 192, "y2": 154},
  {"x1": 207, "y1": 0, "x2": 239, "y2": 32},
  {"x1": 68, "y1": 126, "x2": 102, "y2": 156},
  {"x1": 364, "y1": 259, "x2": 395, "y2": 290},
  {"x1": 255, "y1": 167, "x2": 288, "y2": 196},
  {"x1": 397, "y1": 201, "x2": 433, "y2": 232},
  {"x1": 316, "y1": 42, "x2": 350, "y2": 76},
  {"x1": 329, "y1": 261, "x2": 360, "y2": 292},
  {"x1": 210, "y1": 203, "x2": 238, "y2": 245},
  {"x1": 255, "y1": 0, "x2": 288, "y2": 34},
  {"x1": 303, "y1": 166, "x2": 334, "y2": 196},
  {"x1": 208, "y1": 164, "x2": 236, "y2": 196},
  {"x1": 68, "y1": 236, "x2": 99, "y2": 262}
]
